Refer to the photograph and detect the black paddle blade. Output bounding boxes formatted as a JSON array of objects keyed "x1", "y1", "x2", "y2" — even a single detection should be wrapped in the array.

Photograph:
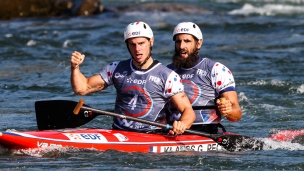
[
  {"x1": 215, "y1": 134, "x2": 264, "y2": 152},
  {"x1": 35, "y1": 100, "x2": 97, "y2": 130}
]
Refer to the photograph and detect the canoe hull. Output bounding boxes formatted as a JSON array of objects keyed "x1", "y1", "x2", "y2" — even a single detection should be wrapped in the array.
[{"x1": 0, "y1": 128, "x2": 222, "y2": 153}]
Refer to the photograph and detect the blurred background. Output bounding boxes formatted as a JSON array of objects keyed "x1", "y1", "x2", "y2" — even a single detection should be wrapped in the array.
[{"x1": 0, "y1": 0, "x2": 304, "y2": 170}]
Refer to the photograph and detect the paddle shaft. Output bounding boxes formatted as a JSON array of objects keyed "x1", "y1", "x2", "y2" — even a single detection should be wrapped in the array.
[
  {"x1": 74, "y1": 99, "x2": 215, "y2": 138},
  {"x1": 179, "y1": 105, "x2": 217, "y2": 110},
  {"x1": 173, "y1": 97, "x2": 224, "y2": 110},
  {"x1": 83, "y1": 106, "x2": 214, "y2": 136},
  {"x1": 74, "y1": 100, "x2": 217, "y2": 113}
]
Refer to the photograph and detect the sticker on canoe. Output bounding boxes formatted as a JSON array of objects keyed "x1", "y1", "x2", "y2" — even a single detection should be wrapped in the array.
[
  {"x1": 150, "y1": 143, "x2": 222, "y2": 153},
  {"x1": 113, "y1": 133, "x2": 129, "y2": 142},
  {"x1": 63, "y1": 133, "x2": 108, "y2": 142},
  {"x1": 37, "y1": 142, "x2": 63, "y2": 148}
]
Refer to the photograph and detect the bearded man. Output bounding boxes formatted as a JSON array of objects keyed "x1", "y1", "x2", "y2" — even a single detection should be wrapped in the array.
[{"x1": 167, "y1": 22, "x2": 242, "y2": 134}]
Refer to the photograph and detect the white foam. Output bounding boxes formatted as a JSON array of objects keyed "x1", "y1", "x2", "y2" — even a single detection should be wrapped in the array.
[
  {"x1": 238, "y1": 92, "x2": 249, "y2": 102},
  {"x1": 5, "y1": 129, "x2": 19, "y2": 133},
  {"x1": 26, "y1": 40, "x2": 37, "y2": 46},
  {"x1": 12, "y1": 146, "x2": 84, "y2": 157},
  {"x1": 261, "y1": 104, "x2": 283, "y2": 110},
  {"x1": 229, "y1": 3, "x2": 304, "y2": 16},
  {"x1": 246, "y1": 79, "x2": 288, "y2": 86},
  {"x1": 63, "y1": 40, "x2": 71, "y2": 47},
  {"x1": 261, "y1": 138, "x2": 304, "y2": 151},
  {"x1": 269, "y1": 79, "x2": 286, "y2": 87},
  {"x1": 5, "y1": 34, "x2": 13, "y2": 38},
  {"x1": 215, "y1": 0, "x2": 304, "y2": 3},
  {"x1": 296, "y1": 84, "x2": 304, "y2": 94}
]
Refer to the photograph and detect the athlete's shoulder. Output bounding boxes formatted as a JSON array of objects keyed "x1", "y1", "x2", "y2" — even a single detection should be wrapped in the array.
[
  {"x1": 212, "y1": 61, "x2": 230, "y2": 71},
  {"x1": 166, "y1": 63, "x2": 175, "y2": 70},
  {"x1": 117, "y1": 58, "x2": 131, "y2": 65},
  {"x1": 159, "y1": 63, "x2": 176, "y2": 74},
  {"x1": 201, "y1": 57, "x2": 216, "y2": 65},
  {"x1": 107, "y1": 61, "x2": 120, "y2": 66},
  {"x1": 106, "y1": 59, "x2": 131, "y2": 69}
]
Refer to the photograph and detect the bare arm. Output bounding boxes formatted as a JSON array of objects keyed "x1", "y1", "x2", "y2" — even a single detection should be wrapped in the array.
[
  {"x1": 216, "y1": 91, "x2": 242, "y2": 122},
  {"x1": 169, "y1": 92, "x2": 196, "y2": 134},
  {"x1": 70, "y1": 51, "x2": 107, "y2": 95}
]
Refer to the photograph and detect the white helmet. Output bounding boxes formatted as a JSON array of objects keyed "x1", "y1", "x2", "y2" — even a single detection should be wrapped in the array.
[
  {"x1": 173, "y1": 22, "x2": 203, "y2": 41},
  {"x1": 124, "y1": 21, "x2": 153, "y2": 42}
]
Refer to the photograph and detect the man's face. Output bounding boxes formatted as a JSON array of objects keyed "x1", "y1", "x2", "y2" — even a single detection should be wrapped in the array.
[
  {"x1": 172, "y1": 34, "x2": 202, "y2": 68},
  {"x1": 127, "y1": 37, "x2": 153, "y2": 64},
  {"x1": 174, "y1": 34, "x2": 198, "y2": 59}
]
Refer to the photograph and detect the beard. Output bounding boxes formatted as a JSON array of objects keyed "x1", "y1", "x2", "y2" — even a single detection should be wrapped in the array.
[{"x1": 172, "y1": 48, "x2": 200, "y2": 68}]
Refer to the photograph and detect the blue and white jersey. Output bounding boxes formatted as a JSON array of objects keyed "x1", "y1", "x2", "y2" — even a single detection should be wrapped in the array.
[
  {"x1": 100, "y1": 59, "x2": 184, "y2": 132},
  {"x1": 167, "y1": 57, "x2": 235, "y2": 124}
]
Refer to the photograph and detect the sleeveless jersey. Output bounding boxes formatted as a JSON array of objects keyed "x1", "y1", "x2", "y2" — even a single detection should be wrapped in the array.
[
  {"x1": 167, "y1": 57, "x2": 236, "y2": 124},
  {"x1": 100, "y1": 59, "x2": 184, "y2": 132}
]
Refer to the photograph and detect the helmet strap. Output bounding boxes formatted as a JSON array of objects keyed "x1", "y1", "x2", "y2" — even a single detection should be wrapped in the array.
[
  {"x1": 126, "y1": 43, "x2": 153, "y2": 69},
  {"x1": 137, "y1": 46, "x2": 152, "y2": 67}
]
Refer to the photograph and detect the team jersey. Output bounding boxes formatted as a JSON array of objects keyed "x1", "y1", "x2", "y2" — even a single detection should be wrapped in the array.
[
  {"x1": 100, "y1": 59, "x2": 184, "y2": 132},
  {"x1": 167, "y1": 57, "x2": 235, "y2": 124}
]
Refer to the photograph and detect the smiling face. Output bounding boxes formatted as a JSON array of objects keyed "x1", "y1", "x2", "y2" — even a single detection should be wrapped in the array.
[
  {"x1": 172, "y1": 34, "x2": 202, "y2": 68},
  {"x1": 126, "y1": 37, "x2": 154, "y2": 68}
]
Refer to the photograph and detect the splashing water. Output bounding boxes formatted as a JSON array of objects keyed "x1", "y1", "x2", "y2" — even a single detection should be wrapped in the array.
[{"x1": 262, "y1": 138, "x2": 304, "y2": 151}]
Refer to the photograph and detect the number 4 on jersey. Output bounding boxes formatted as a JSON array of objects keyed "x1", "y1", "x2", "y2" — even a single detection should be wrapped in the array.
[{"x1": 128, "y1": 95, "x2": 138, "y2": 110}]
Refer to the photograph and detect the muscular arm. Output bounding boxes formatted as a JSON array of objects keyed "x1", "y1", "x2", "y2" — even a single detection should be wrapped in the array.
[
  {"x1": 217, "y1": 91, "x2": 242, "y2": 122},
  {"x1": 70, "y1": 51, "x2": 107, "y2": 95},
  {"x1": 170, "y1": 92, "x2": 196, "y2": 134},
  {"x1": 71, "y1": 70, "x2": 106, "y2": 95}
]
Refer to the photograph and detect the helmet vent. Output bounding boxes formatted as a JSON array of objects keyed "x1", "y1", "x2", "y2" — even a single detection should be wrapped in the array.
[
  {"x1": 144, "y1": 24, "x2": 147, "y2": 29},
  {"x1": 193, "y1": 24, "x2": 196, "y2": 28}
]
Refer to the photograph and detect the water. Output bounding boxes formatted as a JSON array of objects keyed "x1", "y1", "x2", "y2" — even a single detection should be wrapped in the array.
[{"x1": 1, "y1": 0, "x2": 304, "y2": 170}]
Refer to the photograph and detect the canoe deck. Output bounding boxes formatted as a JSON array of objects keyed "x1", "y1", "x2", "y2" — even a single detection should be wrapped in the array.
[{"x1": 0, "y1": 128, "x2": 222, "y2": 153}]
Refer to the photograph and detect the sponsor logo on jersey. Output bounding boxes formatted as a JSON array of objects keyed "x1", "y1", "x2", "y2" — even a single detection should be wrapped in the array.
[
  {"x1": 116, "y1": 118, "x2": 145, "y2": 129},
  {"x1": 149, "y1": 75, "x2": 161, "y2": 84},
  {"x1": 114, "y1": 71, "x2": 128, "y2": 78},
  {"x1": 221, "y1": 80, "x2": 235, "y2": 89},
  {"x1": 127, "y1": 78, "x2": 146, "y2": 85},
  {"x1": 180, "y1": 69, "x2": 207, "y2": 79},
  {"x1": 114, "y1": 72, "x2": 125, "y2": 78},
  {"x1": 197, "y1": 69, "x2": 207, "y2": 77},
  {"x1": 181, "y1": 74, "x2": 194, "y2": 79}
]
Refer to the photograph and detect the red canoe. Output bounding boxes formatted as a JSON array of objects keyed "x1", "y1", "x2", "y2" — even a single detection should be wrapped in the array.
[
  {"x1": 0, "y1": 128, "x2": 223, "y2": 153},
  {"x1": 268, "y1": 129, "x2": 304, "y2": 142}
]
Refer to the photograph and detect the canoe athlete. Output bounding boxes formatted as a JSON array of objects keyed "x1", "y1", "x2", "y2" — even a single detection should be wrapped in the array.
[
  {"x1": 70, "y1": 21, "x2": 196, "y2": 135},
  {"x1": 167, "y1": 22, "x2": 242, "y2": 134}
]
